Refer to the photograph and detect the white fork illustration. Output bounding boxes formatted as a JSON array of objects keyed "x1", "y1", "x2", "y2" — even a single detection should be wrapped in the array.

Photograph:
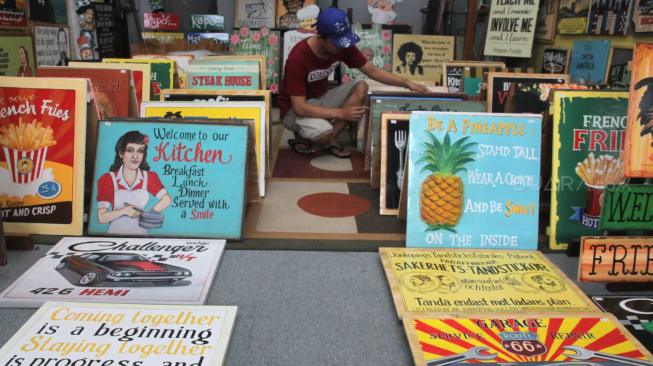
[{"x1": 394, "y1": 130, "x2": 407, "y2": 191}]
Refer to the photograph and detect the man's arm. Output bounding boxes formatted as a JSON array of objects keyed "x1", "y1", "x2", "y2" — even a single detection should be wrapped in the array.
[
  {"x1": 359, "y1": 62, "x2": 429, "y2": 92},
  {"x1": 290, "y1": 95, "x2": 367, "y2": 122}
]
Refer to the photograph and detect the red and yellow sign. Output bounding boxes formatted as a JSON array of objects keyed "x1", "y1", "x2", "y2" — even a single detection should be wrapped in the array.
[{"x1": 404, "y1": 314, "x2": 653, "y2": 366}]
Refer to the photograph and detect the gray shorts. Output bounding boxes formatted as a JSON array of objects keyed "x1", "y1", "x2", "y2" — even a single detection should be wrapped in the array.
[{"x1": 283, "y1": 80, "x2": 362, "y2": 140}]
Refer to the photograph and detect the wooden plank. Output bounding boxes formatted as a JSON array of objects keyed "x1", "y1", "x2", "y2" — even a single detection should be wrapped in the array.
[
  {"x1": 579, "y1": 236, "x2": 653, "y2": 283},
  {"x1": 600, "y1": 184, "x2": 653, "y2": 230}
]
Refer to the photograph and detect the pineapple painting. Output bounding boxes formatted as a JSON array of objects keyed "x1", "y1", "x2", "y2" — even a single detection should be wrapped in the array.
[{"x1": 417, "y1": 133, "x2": 476, "y2": 232}]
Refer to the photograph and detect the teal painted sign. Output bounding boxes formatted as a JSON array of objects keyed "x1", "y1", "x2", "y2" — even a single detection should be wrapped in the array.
[
  {"x1": 88, "y1": 120, "x2": 248, "y2": 239},
  {"x1": 187, "y1": 61, "x2": 260, "y2": 90},
  {"x1": 406, "y1": 112, "x2": 542, "y2": 249},
  {"x1": 600, "y1": 185, "x2": 653, "y2": 230},
  {"x1": 569, "y1": 39, "x2": 611, "y2": 84},
  {"x1": 190, "y1": 14, "x2": 224, "y2": 31}
]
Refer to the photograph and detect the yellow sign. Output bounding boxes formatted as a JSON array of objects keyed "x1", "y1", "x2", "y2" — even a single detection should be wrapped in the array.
[
  {"x1": 392, "y1": 34, "x2": 454, "y2": 84},
  {"x1": 380, "y1": 248, "x2": 596, "y2": 318}
]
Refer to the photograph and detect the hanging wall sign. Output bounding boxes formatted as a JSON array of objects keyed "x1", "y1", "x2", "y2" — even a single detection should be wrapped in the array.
[
  {"x1": 88, "y1": 120, "x2": 248, "y2": 239},
  {"x1": 625, "y1": 43, "x2": 653, "y2": 178},
  {"x1": 579, "y1": 236, "x2": 653, "y2": 283},
  {"x1": 392, "y1": 34, "x2": 454, "y2": 84},
  {"x1": 484, "y1": 0, "x2": 540, "y2": 58},
  {"x1": 557, "y1": 0, "x2": 590, "y2": 34},
  {"x1": 593, "y1": 296, "x2": 653, "y2": 352},
  {"x1": 541, "y1": 48, "x2": 569, "y2": 73},
  {"x1": 0, "y1": 77, "x2": 87, "y2": 236},
  {"x1": 600, "y1": 185, "x2": 653, "y2": 230},
  {"x1": 144, "y1": 12, "x2": 180, "y2": 31},
  {"x1": 33, "y1": 25, "x2": 71, "y2": 67},
  {"x1": 406, "y1": 112, "x2": 542, "y2": 249},
  {"x1": 569, "y1": 39, "x2": 611, "y2": 84},
  {"x1": 535, "y1": 0, "x2": 559, "y2": 43},
  {"x1": 379, "y1": 248, "x2": 597, "y2": 318},
  {"x1": 549, "y1": 91, "x2": 628, "y2": 250}
]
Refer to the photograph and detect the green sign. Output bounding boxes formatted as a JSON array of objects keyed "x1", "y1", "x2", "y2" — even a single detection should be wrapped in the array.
[
  {"x1": 549, "y1": 91, "x2": 628, "y2": 250},
  {"x1": 229, "y1": 27, "x2": 280, "y2": 93},
  {"x1": 190, "y1": 14, "x2": 225, "y2": 31},
  {"x1": 341, "y1": 24, "x2": 392, "y2": 82},
  {"x1": 600, "y1": 185, "x2": 653, "y2": 230}
]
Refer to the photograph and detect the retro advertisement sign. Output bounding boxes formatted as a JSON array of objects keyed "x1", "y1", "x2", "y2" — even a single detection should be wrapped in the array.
[
  {"x1": 0, "y1": 0, "x2": 27, "y2": 28},
  {"x1": 103, "y1": 58, "x2": 174, "y2": 101},
  {"x1": 0, "y1": 237, "x2": 226, "y2": 307},
  {"x1": 593, "y1": 296, "x2": 653, "y2": 352},
  {"x1": 549, "y1": 91, "x2": 628, "y2": 250},
  {"x1": 403, "y1": 313, "x2": 653, "y2": 366},
  {"x1": 600, "y1": 184, "x2": 653, "y2": 230},
  {"x1": 0, "y1": 77, "x2": 87, "y2": 235},
  {"x1": 484, "y1": 0, "x2": 540, "y2": 58},
  {"x1": 0, "y1": 302, "x2": 237, "y2": 366},
  {"x1": 87, "y1": 120, "x2": 248, "y2": 239},
  {"x1": 379, "y1": 248, "x2": 596, "y2": 318},
  {"x1": 392, "y1": 34, "x2": 454, "y2": 84},
  {"x1": 187, "y1": 61, "x2": 260, "y2": 90},
  {"x1": 68, "y1": 61, "x2": 151, "y2": 107},
  {"x1": 580, "y1": 237, "x2": 653, "y2": 282},
  {"x1": 625, "y1": 43, "x2": 653, "y2": 177},
  {"x1": 0, "y1": 35, "x2": 35, "y2": 77},
  {"x1": 557, "y1": 0, "x2": 590, "y2": 34},
  {"x1": 406, "y1": 112, "x2": 541, "y2": 249}
]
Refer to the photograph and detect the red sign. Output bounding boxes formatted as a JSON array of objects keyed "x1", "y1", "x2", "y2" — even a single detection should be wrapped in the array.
[{"x1": 144, "y1": 13, "x2": 180, "y2": 31}]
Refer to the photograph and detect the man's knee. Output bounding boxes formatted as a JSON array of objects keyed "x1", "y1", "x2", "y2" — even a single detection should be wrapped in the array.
[{"x1": 352, "y1": 81, "x2": 369, "y2": 99}]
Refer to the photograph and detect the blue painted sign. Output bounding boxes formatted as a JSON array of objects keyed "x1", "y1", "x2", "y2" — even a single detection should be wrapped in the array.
[
  {"x1": 406, "y1": 112, "x2": 542, "y2": 249},
  {"x1": 88, "y1": 120, "x2": 248, "y2": 239},
  {"x1": 569, "y1": 40, "x2": 611, "y2": 84}
]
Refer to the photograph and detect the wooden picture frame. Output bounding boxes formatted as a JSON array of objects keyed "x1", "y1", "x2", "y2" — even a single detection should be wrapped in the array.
[
  {"x1": 380, "y1": 113, "x2": 410, "y2": 215},
  {"x1": 486, "y1": 72, "x2": 569, "y2": 113},
  {"x1": 535, "y1": 0, "x2": 560, "y2": 43}
]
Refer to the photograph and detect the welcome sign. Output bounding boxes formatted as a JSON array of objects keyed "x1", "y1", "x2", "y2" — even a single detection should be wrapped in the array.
[
  {"x1": 484, "y1": 0, "x2": 540, "y2": 58},
  {"x1": 88, "y1": 120, "x2": 248, "y2": 239}
]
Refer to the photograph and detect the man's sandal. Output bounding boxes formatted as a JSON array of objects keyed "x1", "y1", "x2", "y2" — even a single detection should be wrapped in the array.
[
  {"x1": 288, "y1": 139, "x2": 316, "y2": 155},
  {"x1": 323, "y1": 144, "x2": 351, "y2": 159}
]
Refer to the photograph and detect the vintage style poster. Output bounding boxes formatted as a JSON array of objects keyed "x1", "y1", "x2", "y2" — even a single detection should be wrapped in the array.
[
  {"x1": 587, "y1": 0, "x2": 633, "y2": 35},
  {"x1": 442, "y1": 61, "x2": 505, "y2": 94},
  {"x1": 103, "y1": 58, "x2": 174, "y2": 101},
  {"x1": 68, "y1": 61, "x2": 151, "y2": 106},
  {"x1": 487, "y1": 72, "x2": 569, "y2": 113},
  {"x1": 236, "y1": 0, "x2": 275, "y2": 28},
  {"x1": 541, "y1": 48, "x2": 569, "y2": 73},
  {"x1": 187, "y1": 61, "x2": 261, "y2": 90},
  {"x1": 141, "y1": 101, "x2": 266, "y2": 198},
  {"x1": 607, "y1": 47, "x2": 633, "y2": 88},
  {"x1": 535, "y1": 0, "x2": 559, "y2": 43},
  {"x1": 569, "y1": 40, "x2": 611, "y2": 84},
  {"x1": 0, "y1": 301, "x2": 237, "y2": 365},
  {"x1": 276, "y1": 0, "x2": 316, "y2": 29},
  {"x1": 403, "y1": 313, "x2": 653, "y2": 366},
  {"x1": 33, "y1": 25, "x2": 71, "y2": 67},
  {"x1": 625, "y1": 43, "x2": 653, "y2": 177},
  {"x1": 341, "y1": 24, "x2": 392, "y2": 83},
  {"x1": 88, "y1": 120, "x2": 248, "y2": 239},
  {"x1": 579, "y1": 237, "x2": 653, "y2": 282},
  {"x1": 0, "y1": 77, "x2": 87, "y2": 235},
  {"x1": 634, "y1": 0, "x2": 653, "y2": 32},
  {"x1": 406, "y1": 112, "x2": 542, "y2": 249},
  {"x1": 190, "y1": 14, "x2": 225, "y2": 31},
  {"x1": 67, "y1": 0, "x2": 100, "y2": 60},
  {"x1": 0, "y1": 35, "x2": 35, "y2": 76},
  {"x1": 380, "y1": 113, "x2": 409, "y2": 215},
  {"x1": 549, "y1": 91, "x2": 628, "y2": 250},
  {"x1": 600, "y1": 185, "x2": 653, "y2": 230},
  {"x1": 557, "y1": 0, "x2": 590, "y2": 34},
  {"x1": 0, "y1": 237, "x2": 225, "y2": 307},
  {"x1": 392, "y1": 34, "x2": 454, "y2": 84},
  {"x1": 229, "y1": 27, "x2": 280, "y2": 93},
  {"x1": 593, "y1": 296, "x2": 653, "y2": 352},
  {"x1": 379, "y1": 248, "x2": 597, "y2": 318},
  {"x1": 0, "y1": 0, "x2": 27, "y2": 28},
  {"x1": 484, "y1": 0, "x2": 540, "y2": 58},
  {"x1": 29, "y1": 0, "x2": 67, "y2": 24}
]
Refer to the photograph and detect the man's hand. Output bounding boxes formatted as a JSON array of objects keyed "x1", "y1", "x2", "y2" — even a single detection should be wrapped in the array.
[
  {"x1": 406, "y1": 80, "x2": 429, "y2": 93},
  {"x1": 339, "y1": 106, "x2": 369, "y2": 121}
]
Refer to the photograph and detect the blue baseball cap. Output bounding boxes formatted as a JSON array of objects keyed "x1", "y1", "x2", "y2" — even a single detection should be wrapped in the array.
[{"x1": 316, "y1": 8, "x2": 360, "y2": 49}]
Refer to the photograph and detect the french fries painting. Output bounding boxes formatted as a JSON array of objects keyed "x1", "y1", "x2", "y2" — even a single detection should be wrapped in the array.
[
  {"x1": 575, "y1": 153, "x2": 626, "y2": 218},
  {"x1": 0, "y1": 120, "x2": 56, "y2": 184}
]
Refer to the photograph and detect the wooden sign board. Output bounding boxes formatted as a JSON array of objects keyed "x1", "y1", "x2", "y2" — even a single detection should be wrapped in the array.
[
  {"x1": 204, "y1": 55, "x2": 267, "y2": 90},
  {"x1": 190, "y1": 14, "x2": 225, "y2": 31},
  {"x1": 535, "y1": 0, "x2": 559, "y2": 43},
  {"x1": 549, "y1": 91, "x2": 628, "y2": 250},
  {"x1": 33, "y1": 24, "x2": 71, "y2": 67},
  {"x1": 607, "y1": 47, "x2": 633, "y2": 89},
  {"x1": 484, "y1": 0, "x2": 540, "y2": 58},
  {"x1": 593, "y1": 296, "x2": 653, "y2": 352},
  {"x1": 141, "y1": 31, "x2": 185, "y2": 44},
  {"x1": 392, "y1": 34, "x2": 454, "y2": 84},
  {"x1": 487, "y1": 72, "x2": 569, "y2": 113},
  {"x1": 88, "y1": 120, "x2": 249, "y2": 239},
  {"x1": 557, "y1": 0, "x2": 590, "y2": 34},
  {"x1": 143, "y1": 12, "x2": 180, "y2": 31},
  {"x1": 442, "y1": 61, "x2": 505, "y2": 94},
  {"x1": 380, "y1": 113, "x2": 409, "y2": 215},
  {"x1": 93, "y1": 2, "x2": 117, "y2": 59},
  {"x1": 569, "y1": 39, "x2": 611, "y2": 84},
  {"x1": 403, "y1": 312, "x2": 653, "y2": 366},
  {"x1": 406, "y1": 112, "x2": 542, "y2": 249},
  {"x1": 0, "y1": 302, "x2": 237, "y2": 366},
  {"x1": 229, "y1": 27, "x2": 280, "y2": 93},
  {"x1": 600, "y1": 185, "x2": 653, "y2": 230},
  {"x1": 67, "y1": 61, "x2": 150, "y2": 106},
  {"x1": 634, "y1": 1, "x2": 653, "y2": 32},
  {"x1": 0, "y1": 34, "x2": 35, "y2": 77},
  {"x1": 236, "y1": 0, "x2": 275, "y2": 28},
  {"x1": 28, "y1": 0, "x2": 68, "y2": 25},
  {"x1": 541, "y1": 48, "x2": 569, "y2": 73},
  {"x1": 379, "y1": 248, "x2": 597, "y2": 319},
  {"x1": 187, "y1": 61, "x2": 261, "y2": 90},
  {"x1": 276, "y1": 0, "x2": 317, "y2": 29},
  {"x1": 131, "y1": 54, "x2": 194, "y2": 89},
  {"x1": 625, "y1": 43, "x2": 653, "y2": 177},
  {"x1": 103, "y1": 58, "x2": 175, "y2": 101},
  {"x1": 0, "y1": 77, "x2": 88, "y2": 236},
  {"x1": 187, "y1": 32, "x2": 229, "y2": 46},
  {"x1": 580, "y1": 236, "x2": 653, "y2": 283},
  {"x1": 341, "y1": 24, "x2": 392, "y2": 83}
]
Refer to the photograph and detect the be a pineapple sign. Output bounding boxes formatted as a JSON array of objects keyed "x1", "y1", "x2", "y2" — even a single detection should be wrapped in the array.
[{"x1": 406, "y1": 112, "x2": 542, "y2": 249}]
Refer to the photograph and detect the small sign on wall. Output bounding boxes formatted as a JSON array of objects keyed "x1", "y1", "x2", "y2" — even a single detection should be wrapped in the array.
[{"x1": 484, "y1": 0, "x2": 540, "y2": 58}]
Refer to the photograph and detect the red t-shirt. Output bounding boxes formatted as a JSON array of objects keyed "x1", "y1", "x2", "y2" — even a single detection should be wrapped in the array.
[{"x1": 278, "y1": 38, "x2": 368, "y2": 118}]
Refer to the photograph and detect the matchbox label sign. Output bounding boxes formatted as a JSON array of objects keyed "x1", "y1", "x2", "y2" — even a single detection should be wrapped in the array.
[{"x1": 0, "y1": 237, "x2": 225, "y2": 307}]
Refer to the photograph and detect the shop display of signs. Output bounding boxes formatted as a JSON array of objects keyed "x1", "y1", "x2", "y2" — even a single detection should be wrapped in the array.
[
  {"x1": 380, "y1": 113, "x2": 409, "y2": 216},
  {"x1": 558, "y1": 0, "x2": 590, "y2": 34},
  {"x1": 542, "y1": 48, "x2": 569, "y2": 73},
  {"x1": 403, "y1": 313, "x2": 653, "y2": 366},
  {"x1": 593, "y1": 296, "x2": 653, "y2": 352},
  {"x1": 587, "y1": 0, "x2": 633, "y2": 35},
  {"x1": 68, "y1": 61, "x2": 151, "y2": 107},
  {"x1": 236, "y1": 0, "x2": 275, "y2": 28},
  {"x1": 187, "y1": 61, "x2": 261, "y2": 90},
  {"x1": 187, "y1": 32, "x2": 229, "y2": 46},
  {"x1": 406, "y1": 112, "x2": 542, "y2": 249},
  {"x1": 88, "y1": 120, "x2": 248, "y2": 239},
  {"x1": 276, "y1": 0, "x2": 316, "y2": 29},
  {"x1": 379, "y1": 248, "x2": 597, "y2": 318},
  {"x1": 0, "y1": 77, "x2": 88, "y2": 235},
  {"x1": 569, "y1": 39, "x2": 611, "y2": 84},
  {"x1": 634, "y1": 1, "x2": 653, "y2": 32},
  {"x1": 535, "y1": 0, "x2": 559, "y2": 43},
  {"x1": 229, "y1": 27, "x2": 280, "y2": 93},
  {"x1": 484, "y1": 0, "x2": 540, "y2": 58},
  {"x1": 341, "y1": 24, "x2": 392, "y2": 83},
  {"x1": 28, "y1": 0, "x2": 68, "y2": 24},
  {"x1": 579, "y1": 236, "x2": 653, "y2": 282},
  {"x1": 0, "y1": 301, "x2": 237, "y2": 365},
  {"x1": 191, "y1": 14, "x2": 225, "y2": 31},
  {"x1": 600, "y1": 185, "x2": 653, "y2": 230},
  {"x1": 392, "y1": 34, "x2": 454, "y2": 84},
  {"x1": 143, "y1": 12, "x2": 180, "y2": 31},
  {"x1": 607, "y1": 47, "x2": 633, "y2": 89},
  {"x1": 487, "y1": 72, "x2": 569, "y2": 113},
  {"x1": 0, "y1": 0, "x2": 27, "y2": 28},
  {"x1": 549, "y1": 91, "x2": 628, "y2": 250},
  {"x1": 67, "y1": 0, "x2": 99, "y2": 60},
  {"x1": 104, "y1": 58, "x2": 174, "y2": 101},
  {"x1": 141, "y1": 101, "x2": 266, "y2": 198},
  {"x1": 0, "y1": 237, "x2": 226, "y2": 307},
  {"x1": 625, "y1": 43, "x2": 653, "y2": 177},
  {"x1": 0, "y1": 35, "x2": 35, "y2": 77},
  {"x1": 442, "y1": 61, "x2": 505, "y2": 94},
  {"x1": 33, "y1": 25, "x2": 71, "y2": 67}
]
